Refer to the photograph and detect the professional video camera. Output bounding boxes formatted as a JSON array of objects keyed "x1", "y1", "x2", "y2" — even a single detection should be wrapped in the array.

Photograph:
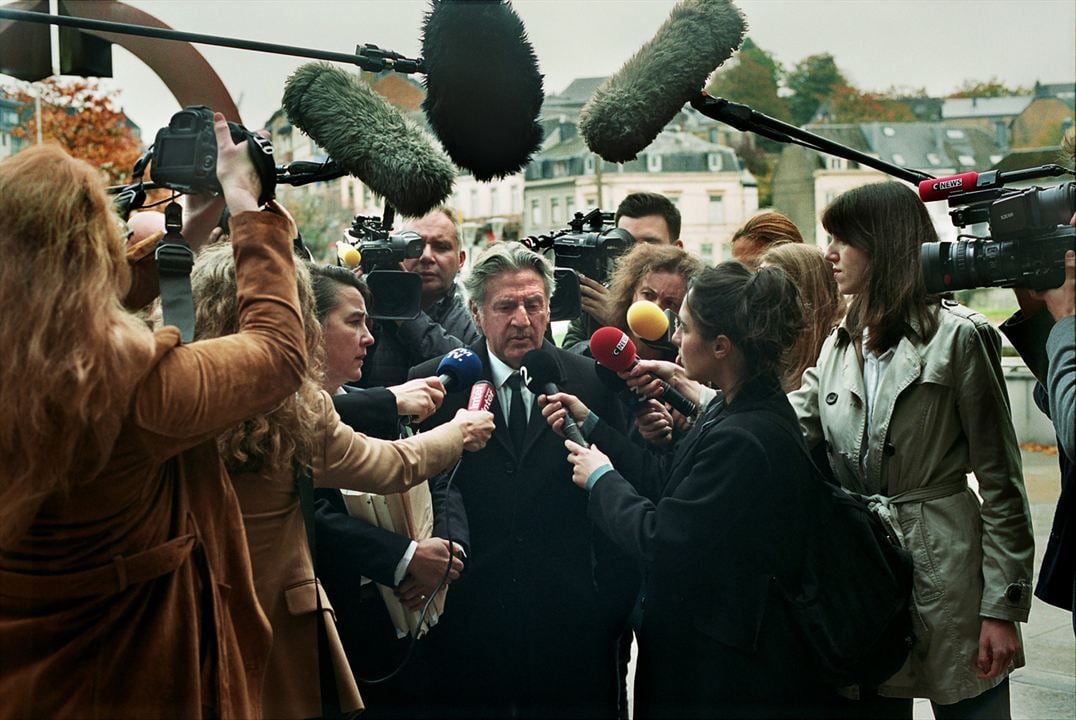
[
  {"x1": 343, "y1": 212, "x2": 425, "y2": 321},
  {"x1": 920, "y1": 167, "x2": 1075, "y2": 293},
  {"x1": 522, "y1": 209, "x2": 633, "y2": 320}
]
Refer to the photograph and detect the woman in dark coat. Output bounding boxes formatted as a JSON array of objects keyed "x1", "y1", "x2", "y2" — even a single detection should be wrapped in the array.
[{"x1": 541, "y1": 262, "x2": 833, "y2": 719}]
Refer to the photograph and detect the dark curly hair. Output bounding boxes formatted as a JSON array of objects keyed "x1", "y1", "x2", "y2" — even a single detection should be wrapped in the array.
[{"x1": 686, "y1": 261, "x2": 805, "y2": 382}]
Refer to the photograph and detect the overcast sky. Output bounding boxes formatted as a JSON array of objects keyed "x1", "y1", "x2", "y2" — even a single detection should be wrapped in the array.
[{"x1": 3, "y1": 0, "x2": 1074, "y2": 136}]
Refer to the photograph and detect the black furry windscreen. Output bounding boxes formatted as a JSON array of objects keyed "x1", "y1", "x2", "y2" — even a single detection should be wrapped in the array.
[{"x1": 422, "y1": 0, "x2": 545, "y2": 181}]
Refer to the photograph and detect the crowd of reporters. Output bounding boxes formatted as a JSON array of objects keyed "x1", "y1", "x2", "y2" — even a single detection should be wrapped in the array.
[{"x1": 0, "y1": 115, "x2": 1071, "y2": 720}]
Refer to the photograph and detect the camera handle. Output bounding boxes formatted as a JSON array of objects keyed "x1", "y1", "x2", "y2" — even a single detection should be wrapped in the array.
[{"x1": 155, "y1": 201, "x2": 197, "y2": 342}]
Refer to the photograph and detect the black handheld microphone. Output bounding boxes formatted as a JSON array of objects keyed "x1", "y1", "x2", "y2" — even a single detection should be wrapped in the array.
[
  {"x1": 282, "y1": 62, "x2": 456, "y2": 217},
  {"x1": 421, "y1": 0, "x2": 544, "y2": 181},
  {"x1": 520, "y1": 349, "x2": 588, "y2": 447},
  {"x1": 578, "y1": 0, "x2": 746, "y2": 162}
]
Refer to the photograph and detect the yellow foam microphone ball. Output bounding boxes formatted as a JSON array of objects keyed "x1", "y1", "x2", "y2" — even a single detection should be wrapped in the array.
[
  {"x1": 626, "y1": 300, "x2": 669, "y2": 341},
  {"x1": 337, "y1": 241, "x2": 361, "y2": 269}
]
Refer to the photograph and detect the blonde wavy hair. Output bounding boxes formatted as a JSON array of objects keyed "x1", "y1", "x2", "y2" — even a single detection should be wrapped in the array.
[
  {"x1": 759, "y1": 243, "x2": 845, "y2": 391},
  {"x1": 0, "y1": 145, "x2": 153, "y2": 545},
  {"x1": 607, "y1": 243, "x2": 704, "y2": 332},
  {"x1": 191, "y1": 243, "x2": 325, "y2": 474}
]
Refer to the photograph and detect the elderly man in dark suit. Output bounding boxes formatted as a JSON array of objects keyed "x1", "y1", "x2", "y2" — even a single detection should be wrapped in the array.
[{"x1": 409, "y1": 242, "x2": 635, "y2": 719}]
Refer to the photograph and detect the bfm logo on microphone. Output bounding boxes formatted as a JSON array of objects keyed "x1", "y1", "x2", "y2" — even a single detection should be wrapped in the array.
[
  {"x1": 932, "y1": 178, "x2": 963, "y2": 191},
  {"x1": 612, "y1": 334, "x2": 629, "y2": 356}
]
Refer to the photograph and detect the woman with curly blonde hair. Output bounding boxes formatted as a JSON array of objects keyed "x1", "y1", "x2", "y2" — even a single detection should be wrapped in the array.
[
  {"x1": 191, "y1": 243, "x2": 495, "y2": 719},
  {"x1": 759, "y1": 242, "x2": 845, "y2": 391},
  {"x1": 0, "y1": 119, "x2": 306, "y2": 717},
  {"x1": 607, "y1": 243, "x2": 704, "y2": 361}
]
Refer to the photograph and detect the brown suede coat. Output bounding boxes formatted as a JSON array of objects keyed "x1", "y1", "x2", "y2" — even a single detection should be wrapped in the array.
[{"x1": 0, "y1": 212, "x2": 306, "y2": 719}]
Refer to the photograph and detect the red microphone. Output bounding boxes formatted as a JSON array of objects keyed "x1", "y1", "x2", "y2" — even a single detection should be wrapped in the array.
[
  {"x1": 467, "y1": 380, "x2": 495, "y2": 411},
  {"x1": 590, "y1": 327, "x2": 698, "y2": 419},
  {"x1": 917, "y1": 171, "x2": 981, "y2": 202}
]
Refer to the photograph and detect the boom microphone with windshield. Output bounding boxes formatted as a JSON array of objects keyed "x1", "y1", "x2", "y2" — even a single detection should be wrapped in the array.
[
  {"x1": 421, "y1": 0, "x2": 544, "y2": 181},
  {"x1": 578, "y1": 0, "x2": 747, "y2": 163},
  {"x1": 282, "y1": 62, "x2": 456, "y2": 217}
]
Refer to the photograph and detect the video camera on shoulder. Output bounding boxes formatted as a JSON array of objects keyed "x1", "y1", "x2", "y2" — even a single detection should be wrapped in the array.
[
  {"x1": 344, "y1": 212, "x2": 424, "y2": 321},
  {"x1": 920, "y1": 166, "x2": 1074, "y2": 293},
  {"x1": 523, "y1": 208, "x2": 633, "y2": 320}
]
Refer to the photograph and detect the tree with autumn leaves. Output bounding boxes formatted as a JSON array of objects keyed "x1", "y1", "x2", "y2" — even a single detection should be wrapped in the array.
[{"x1": 9, "y1": 78, "x2": 141, "y2": 185}]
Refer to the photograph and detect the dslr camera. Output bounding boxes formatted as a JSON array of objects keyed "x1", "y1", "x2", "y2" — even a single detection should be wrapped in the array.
[
  {"x1": 345, "y1": 214, "x2": 425, "y2": 321},
  {"x1": 150, "y1": 105, "x2": 276, "y2": 205},
  {"x1": 523, "y1": 209, "x2": 633, "y2": 320},
  {"x1": 921, "y1": 176, "x2": 1075, "y2": 293}
]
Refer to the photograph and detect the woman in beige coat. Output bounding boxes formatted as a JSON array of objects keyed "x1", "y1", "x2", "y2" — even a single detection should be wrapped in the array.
[
  {"x1": 789, "y1": 182, "x2": 1034, "y2": 719},
  {"x1": 192, "y1": 243, "x2": 494, "y2": 719}
]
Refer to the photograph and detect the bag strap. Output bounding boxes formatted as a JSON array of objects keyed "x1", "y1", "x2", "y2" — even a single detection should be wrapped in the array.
[
  {"x1": 155, "y1": 201, "x2": 197, "y2": 343},
  {"x1": 295, "y1": 462, "x2": 342, "y2": 719}
]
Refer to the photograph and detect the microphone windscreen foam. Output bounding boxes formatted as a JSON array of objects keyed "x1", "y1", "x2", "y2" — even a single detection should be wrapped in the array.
[
  {"x1": 590, "y1": 327, "x2": 638, "y2": 373},
  {"x1": 422, "y1": 0, "x2": 544, "y2": 181},
  {"x1": 519, "y1": 348, "x2": 562, "y2": 393},
  {"x1": 579, "y1": 0, "x2": 747, "y2": 162},
  {"x1": 626, "y1": 300, "x2": 669, "y2": 341},
  {"x1": 437, "y1": 347, "x2": 484, "y2": 391},
  {"x1": 282, "y1": 62, "x2": 456, "y2": 217}
]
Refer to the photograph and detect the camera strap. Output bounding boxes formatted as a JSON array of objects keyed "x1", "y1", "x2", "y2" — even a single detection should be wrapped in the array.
[{"x1": 155, "y1": 201, "x2": 197, "y2": 343}]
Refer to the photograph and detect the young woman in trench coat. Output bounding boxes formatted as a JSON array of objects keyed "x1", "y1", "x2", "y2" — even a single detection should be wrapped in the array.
[{"x1": 789, "y1": 182, "x2": 1034, "y2": 719}]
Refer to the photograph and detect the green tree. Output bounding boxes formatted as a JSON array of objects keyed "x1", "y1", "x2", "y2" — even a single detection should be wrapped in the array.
[
  {"x1": 785, "y1": 54, "x2": 847, "y2": 125},
  {"x1": 278, "y1": 185, "x2": 354, "y2": 263},
  {"x1": 948, "y1": 77, "x2": 1029, "y2": 98},
  {"x1": 827, "y1": 84, "x2": 916, "y2": 123},
  {"x1": 707, "y1": 37, "x2": 790, "y2": 121}
]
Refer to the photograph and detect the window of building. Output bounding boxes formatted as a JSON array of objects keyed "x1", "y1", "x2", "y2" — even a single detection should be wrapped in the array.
[
  {"x1": 551, "y1": 197, "x2": 562, "y2": 223},
  {"x1": 958, "y1": 154, "x2": 975, "y2": 166},
  {"x1": 707, "y1": 153, "x2": 722, "y2": 172},
  {"x1": 511, "y1": 189, "x2": 521, "y2": 214},
  {"x1": 530, "y1": 199, "x2": 542, "y2": 226},
  {"x1": 700, "y1": 242, "x2": 714, "y2": 261},
  {"x1": 584, "y1": 155, "x2": 596, "y2": 174},
  {"x1": 490, "y1": 192, "x2": 499, "y2": 216},
  {"x1": 825, "y1": 156, "x2": 847, "y2": 171},
  {"x1": 584, "y1": 196, "x2": 596, "y2": 208},
  {"x1": 708, "y1": 195, "x2": 725, "y2": 224},
  {"x1": 470, "y1": 188, "x2": 479, "y2": 217},
  {"x1": 566, "y1": 196, "x2": 575, "y2": 218},
  {"x1": 946, "y1": 129, "x2": 965, "y2": 140},
  {"x1": 647, "y1": 154, "x2": 662, "y2": 172}
]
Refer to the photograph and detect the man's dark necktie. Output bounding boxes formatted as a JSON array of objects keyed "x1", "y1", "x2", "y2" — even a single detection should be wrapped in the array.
[{"x1": 506, "y1": 373, "x2": 527, "y2": 454}]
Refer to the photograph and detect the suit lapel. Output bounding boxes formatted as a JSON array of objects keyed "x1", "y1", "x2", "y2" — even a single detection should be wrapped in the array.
[
  {"x1": 475, "y1": 340, "x2": 516, "y2": 458},
  {"x1": 518, "y1": 340, "x2": 566, "y2": 460}
]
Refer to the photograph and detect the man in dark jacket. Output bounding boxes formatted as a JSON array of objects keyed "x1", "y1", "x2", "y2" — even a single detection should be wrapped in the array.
[
  {"x1": 409, "y1": 242, "x2": 635, "y2": 719},
  {"x1": 359, "y1": 207, "x2": 480, "y2": 389}
]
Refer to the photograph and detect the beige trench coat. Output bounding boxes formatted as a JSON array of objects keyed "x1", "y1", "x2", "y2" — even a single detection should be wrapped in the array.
[
  {"x1": 231, "y1": 392, "x2": 465, "y2": 719},
  {"x1": 789, "y1": 301, "x2": 1034, "y2": 704}
]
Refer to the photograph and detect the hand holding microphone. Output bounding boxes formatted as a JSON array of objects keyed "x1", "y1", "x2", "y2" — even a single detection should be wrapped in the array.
[
  {"x1": 388, "y1": 377, "x2": 447, "y2": 424},
  {"x1": 590, "y1": 327, "x2": 699, "y2": 421},
  {"x1": 521, "y1": 349, "x2": 588, "y2": 447}
]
